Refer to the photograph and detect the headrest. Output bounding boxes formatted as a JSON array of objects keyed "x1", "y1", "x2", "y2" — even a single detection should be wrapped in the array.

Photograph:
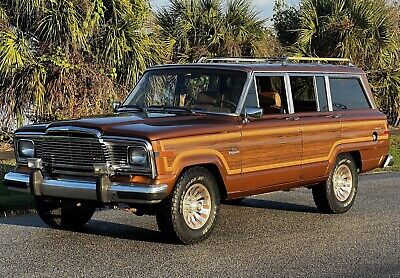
[
  {"x1": 196, "y1": 91, "x2": 220, "y2": 105},
  {"x1": 260, "y1": 91, "x2": 281, "y2": 107}
]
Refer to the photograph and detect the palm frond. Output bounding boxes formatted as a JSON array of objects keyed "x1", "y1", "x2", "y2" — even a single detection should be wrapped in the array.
[
  {"x1": 0, "y1": 27, "x2": 33, "y2": 76},
  {"x1": 296, "y1": 0, "x2": 400, "y2": 122},
  {"x1": 0, "y1": 5, "x2": 9, "y2": 26},
  {"x1": 35, "y1": 0, "x2": 87, "y2": 50}
]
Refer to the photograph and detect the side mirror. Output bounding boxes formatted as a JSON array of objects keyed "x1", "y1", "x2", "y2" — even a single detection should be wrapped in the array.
[
  {"x1": 112, "y1": 101, "x2": 121, "y2": 112},
  {"x1": 244, "y1": 106, "x2": 263, "y2": 121}
]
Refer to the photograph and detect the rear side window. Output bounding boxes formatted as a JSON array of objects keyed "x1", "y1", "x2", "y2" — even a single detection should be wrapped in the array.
[
  {"x1": 290, "y1": 76, "x2": 317, "y2": 113},
  {"x1": 290, "y1": 76, "x2": 329, "y2": 113},
  {"x1": 330, "y1": 78, "x2": 370, "y2": 110}
]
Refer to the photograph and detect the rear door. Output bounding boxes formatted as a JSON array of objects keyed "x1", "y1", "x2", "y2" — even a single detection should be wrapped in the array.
[{"x1": 288, "y1": 74, "x2": 342, "y2": 180}]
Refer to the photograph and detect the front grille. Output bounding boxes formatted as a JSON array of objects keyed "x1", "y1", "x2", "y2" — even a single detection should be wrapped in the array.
[
  {"x1": 110, "y1": 145, "x2": 129, "y2": 164},
  {"x1": 33, "y1": 138, "x2": 43, "y2": 158},
  {"x1": 42, "y1": 137, "x2": 109, "y2": 170}
]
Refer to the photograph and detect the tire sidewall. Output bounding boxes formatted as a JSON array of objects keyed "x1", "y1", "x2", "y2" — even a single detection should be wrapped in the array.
[
  {"x1": 173, "y1": 168, "x2": 220, "y2": 242},
  {"x1": 326, "y1": 155, "x2": 358, "y2": 213}
]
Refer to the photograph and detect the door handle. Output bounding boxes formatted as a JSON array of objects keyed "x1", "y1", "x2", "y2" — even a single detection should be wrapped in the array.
[
  {"x1": 285, "y1": 117, "x2": 300, "y2": 122},
  {"x1": 285, "y1": 117, "x2": 300, "y2": 121},
  {"x1": 327, "y1": 114, "x2": 341, "y2": 119}
]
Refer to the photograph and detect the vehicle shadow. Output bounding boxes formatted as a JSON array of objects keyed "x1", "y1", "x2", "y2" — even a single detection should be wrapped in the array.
[
  {"x1": 0, "y1": 211, "x2": 174, "y2": 244},
  {"x1": 0, "y1": 198, "x2": 318, "y2": 244},
  {"x1": 227, "y1": 198, "x2": 319, "y2": 214},
  {"x1": 81, "y1": 219, "x2": 173, "y2": 244}
]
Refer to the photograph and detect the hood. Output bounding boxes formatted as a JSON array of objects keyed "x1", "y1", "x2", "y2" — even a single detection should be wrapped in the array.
[{"x1": 16, "y1": 112, "x2": 241, "y2": 141}]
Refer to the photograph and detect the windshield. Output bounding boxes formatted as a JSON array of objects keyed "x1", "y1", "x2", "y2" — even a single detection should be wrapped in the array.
[{"x1": 123, "y1": 68, "x2": 248, "y2": 114}]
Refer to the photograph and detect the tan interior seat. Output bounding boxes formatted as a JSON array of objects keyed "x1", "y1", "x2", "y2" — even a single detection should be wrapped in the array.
[{"x1": 259, "y1": 91, "x2": 282, "y2": 114}]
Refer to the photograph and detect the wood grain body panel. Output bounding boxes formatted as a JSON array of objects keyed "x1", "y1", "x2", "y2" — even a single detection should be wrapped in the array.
[
  {"x1": 340, "y1": 109, "x2": 389, "y2": 173},
  {"x1": 155, "y1": 130, "x2": 242, "y2": 193},
  {"x1": 341, "y1": 120, "x2": 387, "y2": 143},
  {"x1": 241, "y1": 115, "x2": 302, "y2": 189},
  {"x1": 299, "y1": 112, "x2": 342, "y2": 179},
  {"x1": 159, "y1": 132, "x2": 242, "y2": 174},
  {"x1": 152, "y1": 109, "x2": 389, "y2": 197},
  {"x1": 228, "y1": 176, "x2": 326, "y2": 199}
]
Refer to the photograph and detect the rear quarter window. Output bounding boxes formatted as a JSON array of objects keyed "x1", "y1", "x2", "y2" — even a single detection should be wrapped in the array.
[{"x1": 330, "y1": 78, "x2": 371, "y2": 110}]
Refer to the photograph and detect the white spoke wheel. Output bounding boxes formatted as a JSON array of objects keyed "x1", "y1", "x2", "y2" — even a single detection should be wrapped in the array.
[
  {"x1": 312, "y1": 154, "x2": 358, "y2": 214},
  {"x1": 182, "y1": 183, "x2": 212, "y2": 230},
  {"x1": 156, "y1": 167, "x2": 220, "y2": 244},
  {"x1": 332, "y1": 164, "x2": 353, "y2": 202}
]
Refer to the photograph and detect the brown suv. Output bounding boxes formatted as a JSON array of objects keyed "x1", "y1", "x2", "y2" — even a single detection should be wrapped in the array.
[{"x1": 5, "y1": 57, "x2": 393, "y2": 244}]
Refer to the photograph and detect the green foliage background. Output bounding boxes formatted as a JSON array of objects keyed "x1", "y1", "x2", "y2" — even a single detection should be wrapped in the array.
[
  {"x1": 0, "y1": 0, "x2": 165, "y2": 129},
  {"x1": 0, "y1": 0, "x2": 399, "y2": 133},
  {"x1": 274, "y1": 0, "x2": 400, "y2": 124}
]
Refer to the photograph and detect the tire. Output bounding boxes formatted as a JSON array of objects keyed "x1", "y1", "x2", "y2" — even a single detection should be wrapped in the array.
[
  {"x1": 156, "y1": 167, "x2": 220, "y2": 244},
  {"x1": 312, "y1": 154, "x2": 358, "y2": 214},
  {"x1": 35, "y1": 197, "x2": 96, "y2": 230}
]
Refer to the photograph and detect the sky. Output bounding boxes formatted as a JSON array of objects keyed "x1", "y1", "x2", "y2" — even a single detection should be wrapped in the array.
[{"x1": 149, "y1": 0, "x2": 300, "y2": 20}]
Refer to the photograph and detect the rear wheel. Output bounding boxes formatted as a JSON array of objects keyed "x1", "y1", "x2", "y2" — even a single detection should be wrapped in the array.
[
  {"x1": 156, "y1": 167, "x2": 220, "y2": 244},
  {"x1": 312, "y1": 154, "x2": 358, "y2": 214},
  {"x1": 35, "y1": 197, "x2": 96, "y2": 230}
]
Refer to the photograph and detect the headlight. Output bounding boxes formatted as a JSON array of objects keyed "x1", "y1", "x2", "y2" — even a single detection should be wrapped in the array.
[
  {"x1": 128, "y1": 147, "x2": 148, "y2": 166},
  {"x1": 18, "y1": 140, "x2": 35, "y2": 158}
]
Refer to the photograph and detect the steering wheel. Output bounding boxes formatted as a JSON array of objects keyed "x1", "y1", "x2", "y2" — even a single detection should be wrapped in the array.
[{"x1": 216, "y1": 100, "x2": 237, "y2": 110}]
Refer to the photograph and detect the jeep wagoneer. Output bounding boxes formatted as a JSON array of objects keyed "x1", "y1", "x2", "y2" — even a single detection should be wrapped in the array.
[{"x1": 5, "y1": 57, "x2": 393, "y2": 244}]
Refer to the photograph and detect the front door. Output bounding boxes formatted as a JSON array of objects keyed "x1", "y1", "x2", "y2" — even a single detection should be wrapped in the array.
[{"x1": 240, "y1": 74, "x2": 302, "y2": 191}]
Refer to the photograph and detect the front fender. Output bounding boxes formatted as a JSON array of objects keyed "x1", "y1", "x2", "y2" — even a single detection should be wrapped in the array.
[{"x1": 153, "y1": 148, "x2": 241, "y2": 196}]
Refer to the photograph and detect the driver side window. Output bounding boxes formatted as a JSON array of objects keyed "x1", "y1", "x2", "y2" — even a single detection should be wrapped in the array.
[{"x1": 243, "y1": 76, "x2": 288, "y2": 115}]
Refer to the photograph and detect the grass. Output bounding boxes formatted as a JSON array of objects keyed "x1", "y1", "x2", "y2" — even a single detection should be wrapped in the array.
[
  {"x1": 389, "y1": 134, "x2": 400, "y2": 172},
  {"x1": 0, "y1": 159, "x2": 35, "y2": 216}
]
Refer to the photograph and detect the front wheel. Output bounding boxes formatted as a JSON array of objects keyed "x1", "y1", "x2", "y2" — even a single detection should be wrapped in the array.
[
  {"x1": 156, "y1": 167, "x2": 220, "y2": 244},
  {"x1": 35, "y1": 197, "x2": 96, "y2": 230},
  {"x1": 312, "y1": 154, "x2": 358, "y2": 214}
]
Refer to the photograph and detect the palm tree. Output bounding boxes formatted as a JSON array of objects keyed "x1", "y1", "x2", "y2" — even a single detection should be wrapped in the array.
[
  {"x1": 156, "y1": 0, "x2": 222, "y2": 62},
  {"x1": 223, "y1": 0, "x2": 269, "y2": 56},
  {"x1": 295, "y1": 0, "x2": 400, "y2": 123},
  {"x1": 0, "y1": 0, "x2": 165, "y2": 131},
  {"x1": 96, "y1": 0, "x2": 165, "y2": 86},
  {"x1": 156, "y1": 0, "x2": 279, "y2": 62}
]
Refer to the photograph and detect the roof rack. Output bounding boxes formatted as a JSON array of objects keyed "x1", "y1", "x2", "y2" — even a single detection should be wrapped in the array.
[
  {"x1": 197, "y1": 57, "x2": 268, "y2": 63},
  {"x1": 197, "y1": 57, "x2": 284, "y2": 64},
  {"x1": 287, "y1": 57, "x2": 353, "y2": 66},
  {"x1": 197, "y1": 56, "x2": 353, "y2": 66}
]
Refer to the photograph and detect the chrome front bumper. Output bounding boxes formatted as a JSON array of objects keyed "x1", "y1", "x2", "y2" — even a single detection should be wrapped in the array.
[{"x1": 4, "y1": 172, "x2": 168, "y2": 204}]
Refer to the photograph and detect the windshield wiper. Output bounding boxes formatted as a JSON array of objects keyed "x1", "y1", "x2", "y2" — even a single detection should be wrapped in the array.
[
  {"x1": 146, "y1": 105, "x2": 196, "y2": 115},
  {"x1": 118, "y1": 104, "x2": 144, "y2": 111}
]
